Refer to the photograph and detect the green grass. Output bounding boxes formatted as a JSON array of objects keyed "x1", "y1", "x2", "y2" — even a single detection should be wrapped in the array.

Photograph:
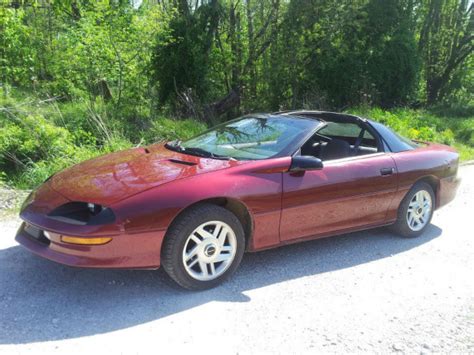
[
  {"x1": 0, "y1": 89, "x2": 206, "y2": 189},
  {"x1": 1, "y1": 90, "x2": 473, "y2": 190},
  {"x1": 348, "y1": 106, "x2": 474, "y2": 161}
]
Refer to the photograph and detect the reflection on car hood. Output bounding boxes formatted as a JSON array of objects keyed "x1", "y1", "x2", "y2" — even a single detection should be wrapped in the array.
[{"x1": 50, "y1": 144, "x2": 241, "y2": 205}]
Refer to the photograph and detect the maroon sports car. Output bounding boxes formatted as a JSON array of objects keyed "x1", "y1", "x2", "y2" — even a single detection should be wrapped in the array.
[{"x1": 16, "y1": 111, "x2": 460, "y2": 289}]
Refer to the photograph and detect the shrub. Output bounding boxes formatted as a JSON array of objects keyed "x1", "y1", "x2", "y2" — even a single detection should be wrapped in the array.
[
  {"x1": 0, "y1": 171, "x2": 6, "y2": 187},
  {"x1": 348, "y1": 107, "x2": 472, "y2": 148},
  {"x1": 0, "y1": 114, "x2": 75, "y2": 172},
  {"x1": 145, "y1": 116, "x2": 207, "y2": 142},
  {"x1": 0, "y1": 92, "x2": 135, "y2": 188},
  {"x1": 457, "y1": 119, "x2": 474, "y2": 146}
]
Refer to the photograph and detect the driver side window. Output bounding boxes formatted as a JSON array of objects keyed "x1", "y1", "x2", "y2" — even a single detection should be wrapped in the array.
[{"x1": 301, "y1": 122, "x2": 379, "y2": 161}]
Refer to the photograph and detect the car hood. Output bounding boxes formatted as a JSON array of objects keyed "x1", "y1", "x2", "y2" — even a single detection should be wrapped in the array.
[{"x1": 50, "y1": 144, "x2": 241, "y2": 205}]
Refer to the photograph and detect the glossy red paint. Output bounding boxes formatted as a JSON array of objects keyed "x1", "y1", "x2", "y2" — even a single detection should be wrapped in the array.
[
  {"x1": 281, "y1": 153, "x2": 397, "y2": 241},
  {"x1": 50, "y1": 145, "x2": 241, "y2": 206},
  {"x1": 16, "y1": 140, "x2": 460, "y2": 270},
  {"x1": 386, "y1": 142, "x2": 460, "y2": 221},
  {"x1": 16, "y1": 223, "x2": 164, "y2": 268}
]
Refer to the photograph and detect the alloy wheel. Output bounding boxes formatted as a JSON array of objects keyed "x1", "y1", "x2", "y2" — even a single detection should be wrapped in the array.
[
  {"x1": 182, "y1": 221, "x2": 237, "y2": 281},
  {"x1": 406, "y1": 190, "x2": 432, "y2": 232}
]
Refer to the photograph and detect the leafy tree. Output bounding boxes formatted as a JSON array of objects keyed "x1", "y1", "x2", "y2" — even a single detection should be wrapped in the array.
[
  {"x1": 1, "y1": 7, "x2": 35, "y2": 89},
  {"x1": 418, "y1": 0, "x2": 473, "y2": 104},
  {"x1": 1, "y1": 0, "x2": 473, "y2": 119}
]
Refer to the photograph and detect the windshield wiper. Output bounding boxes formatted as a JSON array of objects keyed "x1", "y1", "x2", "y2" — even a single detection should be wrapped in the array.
[
  {"x1": 165, "y1": 140, "x2": 185, "y2": 151},
  {"x1": 165, "y1": 140, "x2": 234, "y2": 160}
]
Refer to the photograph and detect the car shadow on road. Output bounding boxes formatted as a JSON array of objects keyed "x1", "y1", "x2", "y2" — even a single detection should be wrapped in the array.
[{"x1": 0, "y1": 224, "x2": 442, "y2": 344}]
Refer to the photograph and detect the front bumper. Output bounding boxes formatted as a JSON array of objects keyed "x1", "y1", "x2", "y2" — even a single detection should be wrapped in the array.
[
  {"x1": 15, "y1": 222, "x2": 165, "y2": 269},
  {"x1": 16, "y1": 181, "x2": 166, "y2": 269}
]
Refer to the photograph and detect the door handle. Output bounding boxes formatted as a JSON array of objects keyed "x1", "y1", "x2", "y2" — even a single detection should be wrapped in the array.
[{"x1": 380, "y1": 167, "x2": 394, "y2": 176}]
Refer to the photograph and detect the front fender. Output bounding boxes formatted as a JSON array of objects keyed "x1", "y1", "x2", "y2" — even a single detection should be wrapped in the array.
[{"x1": 111, "y1": 157, "x2": 290, "y2": 250}]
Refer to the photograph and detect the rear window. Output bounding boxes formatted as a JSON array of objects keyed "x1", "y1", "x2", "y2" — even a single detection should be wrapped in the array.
[{"x1": 318, "y1": 122, "x2": 360, "y2": 137}]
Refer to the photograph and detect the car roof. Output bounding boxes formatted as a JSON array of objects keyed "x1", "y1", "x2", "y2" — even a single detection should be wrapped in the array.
[
  {"x1": 274, "y1": 110, "x2": 368, "y2": 124},
  {"x1": 273, "y1": 110, "x2": 418, "y2": 153}
]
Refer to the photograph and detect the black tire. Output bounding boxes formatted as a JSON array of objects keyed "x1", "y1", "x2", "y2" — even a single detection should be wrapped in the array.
[
  {"x1": 392, "y1": 181, "x2": 435, "y2": 238},
  {"x1": 161, "y1": 203, "x2": 245, "y2": 290}
]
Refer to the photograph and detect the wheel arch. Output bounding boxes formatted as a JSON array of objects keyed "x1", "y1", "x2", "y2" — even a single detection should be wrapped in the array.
[{"x1": 162, "y1": 197, "x2": 254, "y2": 250}]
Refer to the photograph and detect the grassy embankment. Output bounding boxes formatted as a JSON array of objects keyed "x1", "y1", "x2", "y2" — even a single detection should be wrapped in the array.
[{"x1": 1, "y1": 91, "x2": 473, "y2": 191}]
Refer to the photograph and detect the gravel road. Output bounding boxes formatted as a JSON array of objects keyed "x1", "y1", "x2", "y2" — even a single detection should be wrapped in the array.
[{"x1": 1, "y1": 166, "x2": 473, "y2": 354}]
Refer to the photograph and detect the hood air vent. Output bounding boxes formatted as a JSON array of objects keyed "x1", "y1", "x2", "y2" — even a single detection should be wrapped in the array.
[{"x1": 168, "y1": 159, "x2": 196, "y2": 166}]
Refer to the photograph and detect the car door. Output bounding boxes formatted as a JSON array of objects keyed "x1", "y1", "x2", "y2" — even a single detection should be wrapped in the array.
[{"x1": 280, "y1": 153, "x2": 398, "y2": 242}]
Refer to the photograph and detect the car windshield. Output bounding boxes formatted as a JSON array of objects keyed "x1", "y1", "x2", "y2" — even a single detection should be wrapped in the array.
[{"x1": 174, "y1": 115, "x2": 320, "y2": 160}]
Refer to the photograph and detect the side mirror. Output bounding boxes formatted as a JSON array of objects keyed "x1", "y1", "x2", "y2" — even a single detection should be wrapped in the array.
[{"x1": 289, "y1": 156, "x2": 324, "y2": 172}]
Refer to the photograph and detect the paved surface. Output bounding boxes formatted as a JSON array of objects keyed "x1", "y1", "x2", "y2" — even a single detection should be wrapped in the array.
[{"x1": 0, "y1": 166, "x2": 473, "y2": 354}]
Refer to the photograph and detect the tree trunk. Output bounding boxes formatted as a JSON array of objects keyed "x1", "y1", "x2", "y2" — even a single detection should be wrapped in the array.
[
  {"x1": 426, "y1": 77, "x2": 442, "y2": 105},
  {"x1": 246, "y1": 0, "x2": 257, "y2": 101},
  {"x1": 421, "y1": 0, "x2": 473, "y2": 105},
  {"x1": 205, "y1": 88, "x2": 241, "y2": 118}
]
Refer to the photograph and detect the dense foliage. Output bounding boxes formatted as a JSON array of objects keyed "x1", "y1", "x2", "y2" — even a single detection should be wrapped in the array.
[
  {"x1": 0, "y1": 0, "x2": 473, "y2": 189},
  {"x1": 0, "y1": 90, "x2": 206, "y2": 188}
]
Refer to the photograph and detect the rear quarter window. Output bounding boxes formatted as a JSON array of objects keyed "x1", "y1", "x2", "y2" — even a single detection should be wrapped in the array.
[{"x1": 370, "y1": 121, "x2": 418, "y2": 152}]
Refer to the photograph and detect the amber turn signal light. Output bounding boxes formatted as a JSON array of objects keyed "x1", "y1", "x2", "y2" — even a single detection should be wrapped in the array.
[{"x1": 61, "y1": 236, "x2": 112, "y2": 245}]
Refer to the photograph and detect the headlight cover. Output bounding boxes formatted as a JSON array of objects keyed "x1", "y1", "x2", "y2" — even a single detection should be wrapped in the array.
[
  {"x1": 48, "y1": 202, "x2": 116, "y2": 226},
  {"x1": 20, "y1": 191, "x2": 35, "y2": 212}
]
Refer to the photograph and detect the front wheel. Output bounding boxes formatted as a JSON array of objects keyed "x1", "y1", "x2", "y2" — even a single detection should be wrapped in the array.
[
  {"x1": 161, "y1": 204, "x2": 245, "y2": 290},
  {"x1": 392, "y1": 181, "x2": 435, "y2": 238}
]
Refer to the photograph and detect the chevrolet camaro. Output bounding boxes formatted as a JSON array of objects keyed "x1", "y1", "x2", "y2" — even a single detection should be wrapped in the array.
[{"x1": 16, "y1": 111, "x2": 460, "y2": 289}]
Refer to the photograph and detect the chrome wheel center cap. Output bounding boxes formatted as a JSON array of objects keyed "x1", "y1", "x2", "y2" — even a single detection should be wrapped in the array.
[{"x1": 204, "y1": 244, "x2": 217, "y2": 257}]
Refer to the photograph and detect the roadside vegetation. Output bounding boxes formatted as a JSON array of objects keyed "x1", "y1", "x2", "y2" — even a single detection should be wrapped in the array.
[
  {"x1": 1, "y1": 1, "x2": 473, "y2": 190},
  {"x1": 2, "y1": 90, "x2": 473, "y2": 190},
  {"x1": 348, "y1": 107, "x2": 474, "y2": 161},
  {"x1": 0, "y1": 89, "x2": 205, "y2": 189}
]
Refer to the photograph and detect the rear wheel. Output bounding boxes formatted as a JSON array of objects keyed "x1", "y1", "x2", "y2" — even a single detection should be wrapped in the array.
[
  {"x1": 392, "y1": 181, "x2": 435, "y2": 238},
  {"x1": 161, "y1": 203, "x2": 245, "y2": 290}
]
